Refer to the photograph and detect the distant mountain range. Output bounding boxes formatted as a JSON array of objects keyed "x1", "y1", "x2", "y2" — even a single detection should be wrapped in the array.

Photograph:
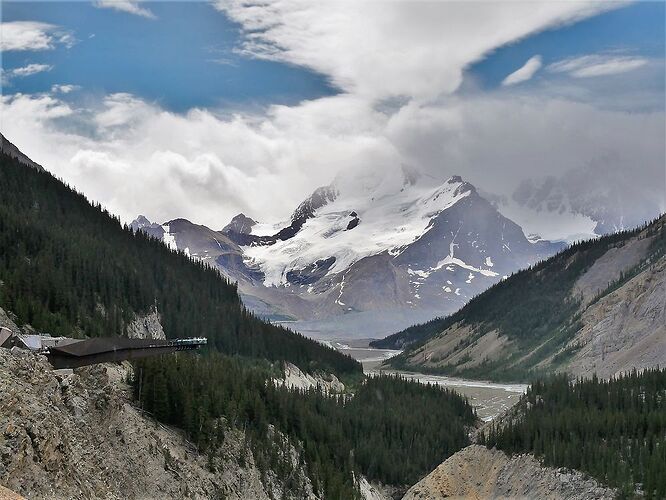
[{"x1": 132, "y1": 166, "x2": 564, "y2": 338}]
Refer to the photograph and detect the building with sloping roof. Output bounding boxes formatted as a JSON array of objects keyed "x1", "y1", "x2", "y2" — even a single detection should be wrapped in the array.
[{"x1": 47, "y1": 336, "x2": 207, "y2": 369}]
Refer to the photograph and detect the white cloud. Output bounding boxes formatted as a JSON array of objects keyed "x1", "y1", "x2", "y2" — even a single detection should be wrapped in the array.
[
  {"x1": 94, "y1": 0, "x2": 156, "y2": 19},
  {"x1": 502, "y1": 55, "x2": 543, "y2": 86},
  {"x1": 51, "y1": 84, "x2": 81, "y2": 94},
  {"x1": 215, "y1": 1, "x2": 618, "y2": 100},
  {"x1": 0, "y1": 21, "x2": 74, "y2": 51},
  {"x1": 548, "y1": 54, "x2": 648, "y2": 78},
  {"x1": 0, "y1": 1, "x2": 661, "y2": 234},
  {"x1": 9, "y1": 63, "x2": 53, "y2": 78},
  {"x1": 1, "y1": 90, "x2": 662, "y2": 231}
]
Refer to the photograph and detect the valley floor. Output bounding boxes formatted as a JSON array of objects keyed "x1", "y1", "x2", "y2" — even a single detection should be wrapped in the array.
[
  {"x1": 369, "y1": 370, "x2": 526, "y2": 422},
  {"x1": 340, "y1": 342, "x2": 526, "y2": 422}
]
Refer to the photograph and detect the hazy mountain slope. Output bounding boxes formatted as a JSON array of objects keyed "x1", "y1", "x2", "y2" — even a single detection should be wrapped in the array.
[
  {"x1": 0, "y1": 146, "x2": 360, "y2": 377},
  {"x1": 375, "y1": 215, "x2": 665, "y2": 380},
  {"x1": 506, "y1": 164, "x2": 664, "y2": 237}
]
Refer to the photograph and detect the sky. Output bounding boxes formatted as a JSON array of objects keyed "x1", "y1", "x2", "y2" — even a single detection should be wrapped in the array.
[{"x1": 1, "y1": 0, "x2": 664, "y2": 233}]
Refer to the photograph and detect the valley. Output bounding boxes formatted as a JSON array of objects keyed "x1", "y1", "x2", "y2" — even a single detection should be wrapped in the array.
[
  {"x1": 2, "y1": 131, "x2": 665, "y2": 499},
  {"x1": 334, "y1": 341, "x2": 525, "y2": 422},
  {"x1": 2, "y1": 2, "x2": 665, "y2": 498}
]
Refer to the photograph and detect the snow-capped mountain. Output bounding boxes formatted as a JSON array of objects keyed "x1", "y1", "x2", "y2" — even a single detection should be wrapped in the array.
[{"x1": 132, "y1": 167, "x2": 564, "y2": 338}]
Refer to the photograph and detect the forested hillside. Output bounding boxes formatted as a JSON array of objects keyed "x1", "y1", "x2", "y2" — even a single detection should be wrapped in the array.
[
  {"x1": 0, "y1": 147, "x2": 483, "y2": 498},
  {"x1": 480, "y1": 369, "x2": 666, "y2": 499},
  {"x1": 134, "y1": 353, "x2": 477, "y2": 499},
  {"x1": 373, "y1": 214, "x2": 665, "y2": 381},
  {"x1": 0, "y1": 151, "x2": 359, "y2": 377}
]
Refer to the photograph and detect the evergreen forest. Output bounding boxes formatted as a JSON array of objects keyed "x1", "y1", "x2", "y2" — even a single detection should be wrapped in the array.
[{"x1": 133, "y1": 353, "x2": 477, "y2": 498}]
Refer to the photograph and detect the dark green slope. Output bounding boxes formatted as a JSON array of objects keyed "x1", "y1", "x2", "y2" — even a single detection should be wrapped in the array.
[
  {"x1": 0, "y1": 151, "x2": 360, "y2": 377},
  {"x1": 134, "y1": 354, "x2": 476, "y2": 498}
]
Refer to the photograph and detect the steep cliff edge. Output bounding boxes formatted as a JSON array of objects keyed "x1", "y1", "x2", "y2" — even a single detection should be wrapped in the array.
[
  {"x1": 0, "y1": 349, "x2": 316, "y2": 500},
  {"x1": 560, "y1": 254, "x2": 666, "y2": 378}
]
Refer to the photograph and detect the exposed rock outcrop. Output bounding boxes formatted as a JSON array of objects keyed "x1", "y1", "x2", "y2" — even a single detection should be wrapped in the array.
[
  {"x1": 273, "y1": 362, "x2": 345, "y2": 393},
  {"x1": 0, "y1": 485, "x2": 24, "y2": 500},
  {"x1": 126, "y1": 309, "x2": 166, "y2": 340},
  {"x1": 402, "y1": 445, "x2": 615, "y2": 500},
  {"x1": 0, "y1": 308, "x2": 19, "y2": 334},
  {"x1": 358, "y1": 476, "x2": 392, "y2": 500},
  {"x1": 0, "y1": 349, "x2": 316, "y2": 500}
]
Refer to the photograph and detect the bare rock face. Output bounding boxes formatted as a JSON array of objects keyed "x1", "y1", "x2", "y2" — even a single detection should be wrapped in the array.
[
  {"x1": 273, "y1": 362, "x2": 345, "y2": 393},
  {"x1": 0, "y1": 349, "x2": 317, "y2": 500},
  {"x1": 402, "y1": 445, "x2": 615, "y2": 500},
  {"x1": 126, "y1": 309, "x2": 166, "y2": 340},
  {"x1": 563, "y1": 254, "x2": 666, "y2": 379},
  {"x1": 0, "y1": 485, "x2": 24, "y2": 500},
  {"x1": 0, "y1": 308, "x2": 19, "y2": 334}
]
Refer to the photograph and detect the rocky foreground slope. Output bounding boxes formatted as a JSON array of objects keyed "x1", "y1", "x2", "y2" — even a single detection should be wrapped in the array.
[
  {"x1": 402, "y1": 445, "x2": 615, "y2": 500},
  {"x1": 0, "y1": 349, "x2": 316, "y2": 500}
]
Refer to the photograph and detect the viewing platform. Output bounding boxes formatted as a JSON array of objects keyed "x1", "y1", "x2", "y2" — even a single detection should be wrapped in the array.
[{"x1": 0, "y1": 327, "x2": 207, "y2": 369}]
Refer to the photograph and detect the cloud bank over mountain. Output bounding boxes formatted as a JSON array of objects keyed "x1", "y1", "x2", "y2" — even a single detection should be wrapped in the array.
[{"x1": 1, "y1": 1, "x2": 663, "y2": 237}]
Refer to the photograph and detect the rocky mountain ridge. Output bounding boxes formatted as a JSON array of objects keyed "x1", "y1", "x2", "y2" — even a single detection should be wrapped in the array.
[
  {"x1": 402, "y1": 445, "x2": 615, "y2": 500},
  {"x1": 133, "y1": 168, "x2": 563, "y2": 338},
  {"x1": 0, "y1": 133, "x2": 43, "y2": 172}
]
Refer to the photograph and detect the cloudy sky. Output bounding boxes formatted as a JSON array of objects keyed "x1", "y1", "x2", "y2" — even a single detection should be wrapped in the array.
[{"x1": 1, "y1": 1, "x2": 664, "y2": 230}]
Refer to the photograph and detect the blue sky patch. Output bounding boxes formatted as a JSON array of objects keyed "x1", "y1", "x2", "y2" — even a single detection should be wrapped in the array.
[
  {"x1": 2, "y1": 1, "x2": 664, "y2": 112},
  {"x1": 2, "y1": 1, "x2": 337, "y2": 111}
]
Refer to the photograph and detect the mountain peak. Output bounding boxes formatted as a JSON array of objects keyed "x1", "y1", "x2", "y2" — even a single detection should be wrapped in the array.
[
  {"x1": 222, "y1": 213, "x2": 257, "y2": 235},
  {"x1": 130, "y1": 215, "x2": 165, "y2": 241},
  {"x1": 291, "y1": 185, "x2": 338, "y2": 224},
  {"x1": 131, "y1": 215, "x2": 152, "y2": 227}
]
